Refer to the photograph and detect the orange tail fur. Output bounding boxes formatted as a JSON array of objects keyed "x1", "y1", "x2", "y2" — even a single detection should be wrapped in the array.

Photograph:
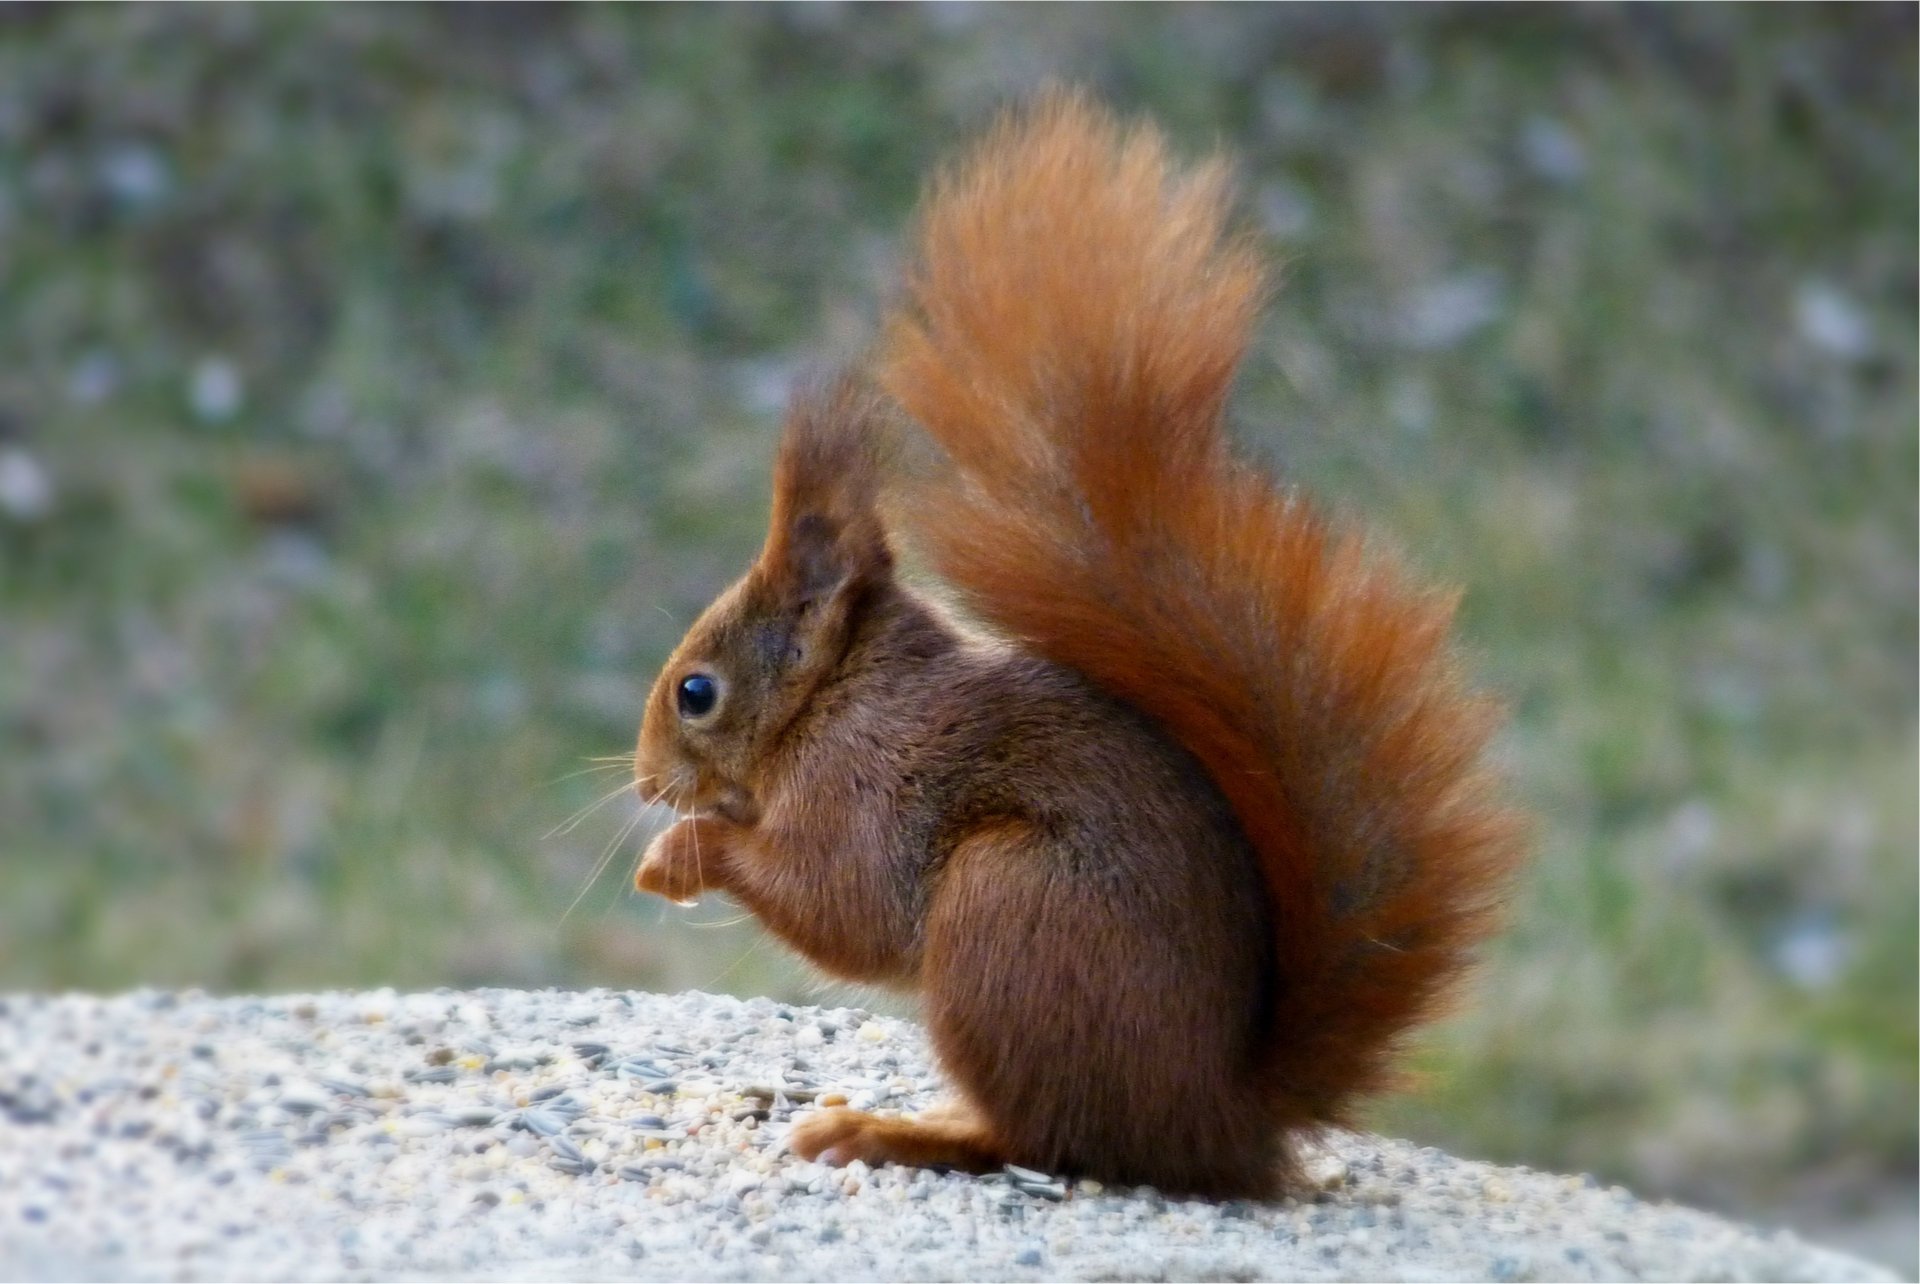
[{"x1": 882, "y1": 93, "x2": 1527, "y2": 1133}]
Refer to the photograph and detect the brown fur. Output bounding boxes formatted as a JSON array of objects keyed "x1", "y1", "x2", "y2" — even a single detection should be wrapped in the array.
[{"x1": 633, "y1": 93, "x2": 1527, "y2": 1198}]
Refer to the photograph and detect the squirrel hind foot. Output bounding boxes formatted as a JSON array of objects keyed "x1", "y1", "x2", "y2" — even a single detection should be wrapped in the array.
[{"x1": 787, "y1": 1105, "x2": 1006, "y2": 1175}]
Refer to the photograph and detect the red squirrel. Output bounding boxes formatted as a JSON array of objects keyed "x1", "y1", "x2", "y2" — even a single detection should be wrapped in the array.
[{"x1": 630, "y1": 93, "x2": 1526, "y2": 1199}]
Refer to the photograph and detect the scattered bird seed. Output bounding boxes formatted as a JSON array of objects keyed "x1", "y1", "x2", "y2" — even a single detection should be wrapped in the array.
[
  {"x1": 0, "y1": 989, "x2": 1885, "y2": 1283},
  {"x1": 516, "y1": 1109, "x2": 566, "y2": 1138},
  {"x1": 547, "y1": 1134, "x2": 589, "y2": 1167}
]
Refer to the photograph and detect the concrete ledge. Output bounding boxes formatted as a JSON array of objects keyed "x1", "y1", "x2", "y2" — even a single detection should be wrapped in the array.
[{"x1": 0, "y1": 989, "x2": 1891, "y2": 1282}]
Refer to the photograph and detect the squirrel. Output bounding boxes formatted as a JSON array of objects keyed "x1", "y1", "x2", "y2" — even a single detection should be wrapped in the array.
[{"x1": 630, "y1": 93, "x2": 1526, "y2": 1199}]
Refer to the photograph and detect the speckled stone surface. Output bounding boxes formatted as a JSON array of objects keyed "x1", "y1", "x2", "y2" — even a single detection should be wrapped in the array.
[{"x1": 0, "y1": 989, "x2": 1893, "y2": 1282}]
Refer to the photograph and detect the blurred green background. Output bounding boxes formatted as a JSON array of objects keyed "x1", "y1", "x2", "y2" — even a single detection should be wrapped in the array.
[{"x1": 2, "y1": 3, "x2": 1913, "y2": 1271}]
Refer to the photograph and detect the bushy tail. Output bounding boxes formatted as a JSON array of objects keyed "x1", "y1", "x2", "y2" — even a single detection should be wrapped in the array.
[{"x1": 881, "y1": 93, "x2": 1526, "y2": 1134}]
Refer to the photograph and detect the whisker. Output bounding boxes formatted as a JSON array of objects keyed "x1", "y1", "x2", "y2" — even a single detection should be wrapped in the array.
[
  {"x1": 620, "y1": 780, "x2": 695, "y2": 910},
  {"x1": 685, "y1": 909, "x2": 756, "y2": 931},
  {"x1": 609, "y1": 806, "x2": 676, "y2": 925},
  {"x1": 505, "y1": 757, "x2": 628, "y2": 811},
  {"x1": 616, "y1": 781, "x2": 683, "y2": 905},
  {"x1": 632, "y1": 792, "x2": 680, "y2": 818},
  {"x1": 559, "y1": 800, "x2": 648, "y2": 925},
  {"x1": 542, "y1": 761, "x2": 633, "y2": 788},
  {"x1": 543, "y1": 779, "x2": 640, "y2": 841},
  {"x1": 625, "y1": 796, "x2": 665, "y2": 902}
]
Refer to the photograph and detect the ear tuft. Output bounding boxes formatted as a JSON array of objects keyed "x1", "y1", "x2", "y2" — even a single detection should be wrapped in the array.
[{"x1": 761, "y1": 374, "x2": 894, "y2": 601}]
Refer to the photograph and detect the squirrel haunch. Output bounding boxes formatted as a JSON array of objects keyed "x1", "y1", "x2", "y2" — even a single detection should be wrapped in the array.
[{"x1": 633, "y1": 92, "x2": 1527, "y2": 1198}]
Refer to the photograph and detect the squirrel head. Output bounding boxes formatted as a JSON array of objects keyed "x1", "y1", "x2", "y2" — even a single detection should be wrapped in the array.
[{"x1": 636, "y1": 375, "x2": 894, "y2": 823}]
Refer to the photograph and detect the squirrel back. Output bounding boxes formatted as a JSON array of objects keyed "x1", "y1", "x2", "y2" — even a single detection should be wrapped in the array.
[{"x1": 881, "y1": 93, "x2": 1527, "y2": 1136}]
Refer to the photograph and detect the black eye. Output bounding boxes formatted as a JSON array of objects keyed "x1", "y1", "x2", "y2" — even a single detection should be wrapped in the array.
[{"x1": 676, "y1": 673, "x2": 717, "y2": 719}]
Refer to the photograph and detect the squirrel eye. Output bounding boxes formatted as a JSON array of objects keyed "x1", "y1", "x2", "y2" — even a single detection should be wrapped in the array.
[{"x1": 676, "y1": 673, "x2": 718, "y2": 719}]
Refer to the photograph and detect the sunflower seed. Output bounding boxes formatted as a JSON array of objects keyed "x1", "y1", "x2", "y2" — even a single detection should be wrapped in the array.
[
  {"x1": 395, "y1": 1113, "x2": 452, "y2": 1137},
  {"x1": 546, "y1": 1134, "x2": 591, "y2": 1173},
  {"x1": 517, "y1": 1109, "x2": 565, "y2": 1137}
]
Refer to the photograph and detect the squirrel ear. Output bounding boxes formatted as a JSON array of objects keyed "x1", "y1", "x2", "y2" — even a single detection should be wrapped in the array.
[{"x1": 761, "y1": 375, "x2": 893, "y2": 603}]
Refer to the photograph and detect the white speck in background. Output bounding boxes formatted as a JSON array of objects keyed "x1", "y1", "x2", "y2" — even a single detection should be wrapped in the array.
[
  {"x1": 1795, "y1": 281, "x2": 1873, "y2": 362},
  {"x1": 1772, "y1": 911, "x2": 1853, "y2": 992},
  {"x1": 0, "y1": 447, "x2": 54, "y2": 522},
  {"x1": 98, "y1": 142, "x2": 172, "y2": 212},
  {"x1": 1520, "y1": 116, "x2": 1587, "y2": 185},
  {"x1": 67, "y1": 350, "x2": 120, "y2": 406},
  {"x1": 191, "y1": 356, "x2": 245, "y2": 424},
  {"x1": 1396, "y1": 271, "x2": 1504, "y2": 352},
  {"x1": 1388, "y1": 373, "x2": 1436, "y2": 437},
  {"x1": 1257, "y1": 177, "x2": 1316, "y2": 242}
]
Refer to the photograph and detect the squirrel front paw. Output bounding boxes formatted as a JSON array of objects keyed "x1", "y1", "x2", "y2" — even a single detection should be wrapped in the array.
[{"x1": 633, "y1": 818, "x2": 724, "y2": 904}]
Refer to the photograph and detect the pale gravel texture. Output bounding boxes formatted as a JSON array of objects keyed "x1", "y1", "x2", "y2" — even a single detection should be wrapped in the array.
[{"x1": 0, "y1": 989, "x2": 1892, "y2": 1283}]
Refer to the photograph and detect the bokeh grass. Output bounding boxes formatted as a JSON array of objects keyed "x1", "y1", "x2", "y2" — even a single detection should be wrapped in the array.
[{"x1": 1, "y1": 4, "x2": 1912, "y2": 1266}]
